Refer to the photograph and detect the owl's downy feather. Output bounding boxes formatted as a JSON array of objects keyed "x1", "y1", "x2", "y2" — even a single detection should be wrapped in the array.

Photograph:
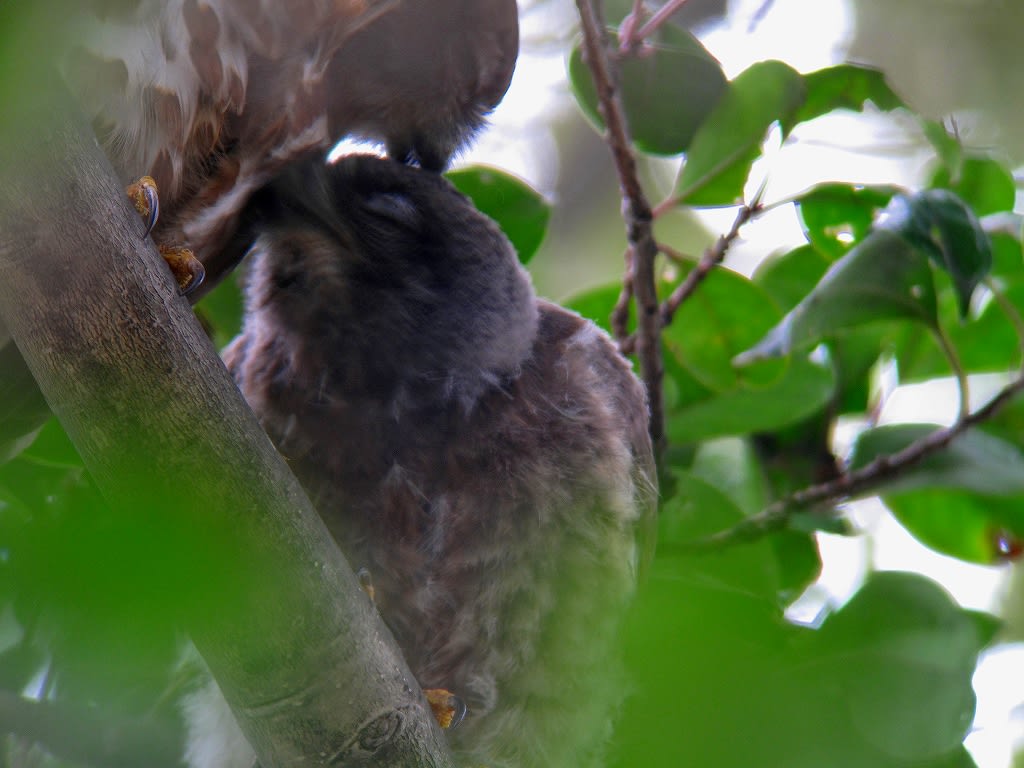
[
  {"x1": 59, "y1": 0, "x2": 518, "y2": 296},
  {"x1": 195, "y1": 155, "x2": 657, "y2": 768}
]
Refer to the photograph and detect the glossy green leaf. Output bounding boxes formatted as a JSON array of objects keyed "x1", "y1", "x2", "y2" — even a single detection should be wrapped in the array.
[
  {"x1": 195, "y1": 272, "x2": 245, "y2": 351},
  {"x1": 568, "y1": 24, "x2": 727, "y2": 156},
  {"x1": 811, "y1": 571, "x2": 982, "y2": 760},
  {"x1": 884, "y1": 489, "x2": 1024, "y2": 564},
  {"x1": 796, "y1": 183, "x2": 901, "y2": 260},
  {"x1": 753, "y1": 244, "x2": 831, "y2": 311},
  {"x1": 736, "y1": 229, "x2": 938, "y2": 363},
  {"x1": 929, "y1": 155, "x2": 1016, "y2": 217},
  {"x1": 446, "y1": 166, "x2": 551, "y2": 264},
  {"x1": 663, "y1": 267, "x2": 786, "y2": 392},
  {"x1": 879, "y1": 190, "x2": 993, "y2": 318},
  {"x1": 781, "y1": 64, "x2": 905, "y2": 135},
  {"x1": 666, "y1": 355, "x2": 835, "y2": 443},
  {"x1": 676, "y1": 60, "x2": 805, "y2": 205},
  {"x1": 849, "y1": 423, "x2": 1024, "y2": 496},
  {"x1": 895, "y1": 280, "x2": 1024, "y2": 382}
]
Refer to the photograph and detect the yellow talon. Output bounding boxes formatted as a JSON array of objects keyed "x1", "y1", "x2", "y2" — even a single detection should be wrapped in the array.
[
  {"x1": 159, "y1": 245, "x2": 205, "y2": 295},
  {"x1": 424, "y1": 688, "x2": 466, "y2": 730},
  {"x1": 126, "y1": 175, "x2": 159, "y2": 237}
]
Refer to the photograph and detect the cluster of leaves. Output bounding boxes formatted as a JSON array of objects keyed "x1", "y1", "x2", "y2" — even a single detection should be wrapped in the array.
[
  {"x1": 562, "y1": 4, "x2": 1019, "y2": 767},
  {"x1": 2, "y1": 4, "x2": 1023, "y2": 768}
]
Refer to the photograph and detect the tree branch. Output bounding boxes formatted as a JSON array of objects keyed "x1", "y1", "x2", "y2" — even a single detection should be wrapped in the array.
[
  {"x1": 576, "y1": 0, "x2": 666, "y2": 453},
  {"x1": 0, "y1": 67, "x2": 454, "y2": 768}
]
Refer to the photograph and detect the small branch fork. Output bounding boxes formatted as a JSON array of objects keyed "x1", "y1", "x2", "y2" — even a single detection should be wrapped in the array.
[
  {"x1": 617, "y1": 198, "x2": 764, "y2": 356},
  {"x1": 576, "y1": 0, "x2": 666, "y2": 451}
]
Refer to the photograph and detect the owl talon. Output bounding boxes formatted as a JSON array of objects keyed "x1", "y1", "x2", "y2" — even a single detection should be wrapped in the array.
[
  {"x1": 126, "y1": 175, "x2": 160, "y2": 237},
  {"x1": 424, "y1": 688, "x2": 466, "y2": 730},
  {"x1": 356, "y1": 567, "x2": 376, "y2": 604},
  {"x1": 159, "y1": 245, "x2": 205, "y2": 296}
]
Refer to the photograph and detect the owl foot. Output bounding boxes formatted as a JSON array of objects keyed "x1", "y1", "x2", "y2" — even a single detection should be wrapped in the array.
[
  {"x1": 159, "y1": 245, "x2": 205, "y2": 295},
  {"x1": 356, "y1": 567, "x2": 376, "y2": 603},
  {"x1": 126, "y1": 175, "x2": 160, "y2": 237},
  {"x1": 126, "y1": 176, "x2": 205, "y2": 295},
  {"x1": 424, "y1": 688, "x2": 467, "y2": 730}
]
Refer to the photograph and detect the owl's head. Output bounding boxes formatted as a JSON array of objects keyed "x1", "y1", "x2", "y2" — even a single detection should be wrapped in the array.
[
  {"x1": 235, "y1": 154, "x2": 538, "y2": 413},
  {"x1": 326, "y1": 0, "x2": 519, "y2": 171}
]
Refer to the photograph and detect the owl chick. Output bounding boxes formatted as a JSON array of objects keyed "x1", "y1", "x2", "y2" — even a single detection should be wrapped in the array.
[{"x1": 206, "y1": 154, "x2": 656, "y2": 768}]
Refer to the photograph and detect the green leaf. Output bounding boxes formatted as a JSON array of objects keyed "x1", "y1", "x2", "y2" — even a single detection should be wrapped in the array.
[
  {"x1": 795, "y1": 183, "x2": 901, "y2": 260},
  {"x1": 811, "y1": 571, "x2": 982, "y2": 760},
  {"x1": 923, "y1": 120, "x2": 963, "y2": 177},
  {"x1": 895, "y1": 280, "x2": 1024, "y2": 382},
  {"x1": 663, "y1": 267, "x2": 786, "y2": 392},
  {"x1": 929, "y1": 154, "x2": 1016, "y2": 217},
  {"x1": 879, "y1": 190, "x2": 993, "y2": 318},
  {"x1": 781, "y1": 64, "x2": 905, "y2": 135},
  {"x1": 445, "y1": 166, "x2": 551, "y2": 264},
  {"x1": 849, "y1": 423, "x2": 1024, "y2": 497},
  {"x1": 194, "y1": 272, "x2": 244, "y2": 351},
  {"x1": 884, "y1": 489, "x2": 1024, "y2": 564},
  {"x1": 753, "y1": 244, "x2": 831, "y2": 311},
  {"x1": 736, "y1": 229, "x2": 938, "y2": 363},
  {"x1": 568, "y1": 24, "x2": 727, "y2": 156},
  {"x1": 665, "y1": 354, "x2": 835, "y2": 443},
  {"x1": 676, "y1": 60, "x2": 805, "y2": 205}
]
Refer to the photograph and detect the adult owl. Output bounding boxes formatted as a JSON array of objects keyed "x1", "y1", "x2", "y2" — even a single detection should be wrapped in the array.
[
  {"x1": 58, "y1": 0, "x2": 519, "y2": 296},
  {"x1": 198, "y1": 154, "x2": 658, "y2": 768}
]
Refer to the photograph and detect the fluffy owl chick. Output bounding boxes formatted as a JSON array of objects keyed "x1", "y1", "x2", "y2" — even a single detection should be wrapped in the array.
[{"x1": 207, "y1": 155, "x2": 656, "y2": 768}]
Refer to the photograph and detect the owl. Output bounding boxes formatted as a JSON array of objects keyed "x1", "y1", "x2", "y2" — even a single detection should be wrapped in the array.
[
  {"x1": 58, "y1": 0, "x2": 519, "y2": 295},
  {"x1": 197, "y1": 154, "x2": 658, "y2": 768}
]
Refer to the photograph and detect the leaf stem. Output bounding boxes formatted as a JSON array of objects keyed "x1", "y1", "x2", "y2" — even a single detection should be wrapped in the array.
[{"x1": 932, "y1": 325, "x2": 970, "y2": 422}]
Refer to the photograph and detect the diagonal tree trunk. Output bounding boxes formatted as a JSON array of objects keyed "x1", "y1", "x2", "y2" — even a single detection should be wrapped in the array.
[{"x1": 0, "y1": 53, "x2": 454, "y2": 768}]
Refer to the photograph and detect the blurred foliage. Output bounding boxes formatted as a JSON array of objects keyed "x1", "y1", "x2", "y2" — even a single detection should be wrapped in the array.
[{"x1": 4, "y1": 1, "x2": 1024, "y2": 767}]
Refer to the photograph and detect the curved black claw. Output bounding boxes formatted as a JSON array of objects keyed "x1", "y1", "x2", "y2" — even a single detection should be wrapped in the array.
[
  {"x1": 159, "y1": 245, "x2": 205, "y2": 296},
  {"x1": 141, "y1": 182, "x2": 159, "y2": 238},
  {"x1": 126, "y1": 176, "x2": 160, "y2": 238},
  {"x1": 424, "y1": 688, "x2": 467, "y2": 730}
]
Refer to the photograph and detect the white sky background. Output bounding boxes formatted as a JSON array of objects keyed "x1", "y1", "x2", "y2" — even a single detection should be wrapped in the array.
[{"x1": 463, "y1": 1, "x2": 1024, "y2": 766}]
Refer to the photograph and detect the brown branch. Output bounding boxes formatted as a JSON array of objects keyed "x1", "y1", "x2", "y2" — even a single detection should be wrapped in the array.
[
  {"x1": 671, "y1": 373, "x2": 1024, "y2": 552},
  {"x1": 619, "y1": 0, "x2": 692, "y2": 52},
  {"x1": 661, "y1": 201, "x2": 762, "y2": 327},
  {"x1": 576, "y1": 0, "x2": 666, "y2": 452},
  {"x1": 0, "y1": 68, "x2": 454, "y2": 768},
  {"x1": 619, "y1": 201, "x2": 762, "y2": 355}
]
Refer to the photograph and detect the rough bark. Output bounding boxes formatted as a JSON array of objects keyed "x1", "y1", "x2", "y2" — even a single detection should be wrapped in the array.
[{"x1": 0, "y1": 68, "x2": 454, "y2": 768}]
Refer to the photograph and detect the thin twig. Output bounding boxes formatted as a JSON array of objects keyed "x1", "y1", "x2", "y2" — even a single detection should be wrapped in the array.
[
  {"x1": 576, "y1": 0, "x2": 666, "y2": 451},
  {"x1": 631, "y1": 0, "x2": 691, "y2": 47},
  {"x1": 671, "y1": 373, "x2": 1024, "y2": 552},
  {"x1": 618, "y1": 0, "x2": 649, "y2": 53},
  {"x1": 611, "y1": 252, "x2": 635, "y2": 343},
  {"x1": 618, "y1": 200, "x2": 762, "y2": 355},
  {"x1": 661, "y1": 201, "x2": 762, "y2": 327}
]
